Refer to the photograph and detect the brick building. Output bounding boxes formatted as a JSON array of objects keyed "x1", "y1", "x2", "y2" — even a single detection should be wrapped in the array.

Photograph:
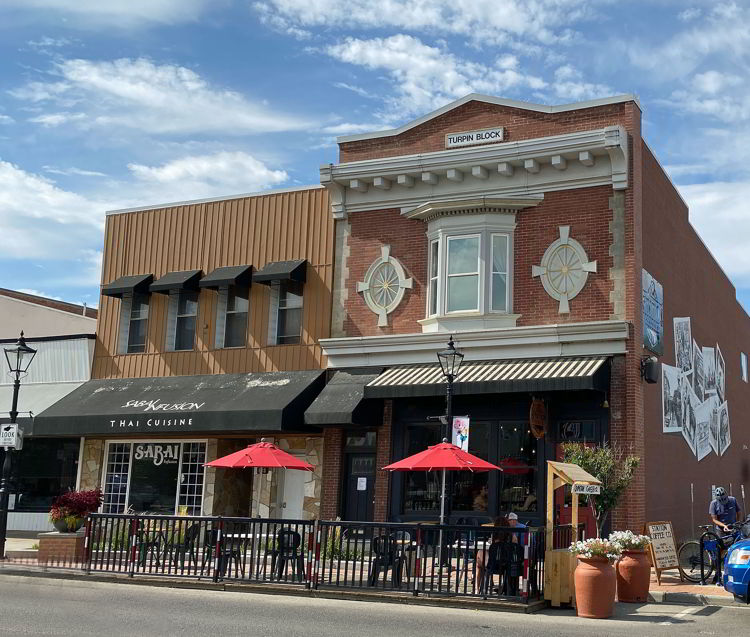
[{"x1": 313, "y1": 93, "x2": 749, "y2": 541}]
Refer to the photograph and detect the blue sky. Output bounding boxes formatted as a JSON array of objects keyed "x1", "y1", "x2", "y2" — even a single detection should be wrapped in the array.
[{"x1": 1, "y1": 1, "x2": 749, "y2": 311}]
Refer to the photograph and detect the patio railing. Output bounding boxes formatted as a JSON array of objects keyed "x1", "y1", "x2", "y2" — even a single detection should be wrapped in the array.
[{"x1": 20, "y1": 514, "x2": 587, "y2": 604}]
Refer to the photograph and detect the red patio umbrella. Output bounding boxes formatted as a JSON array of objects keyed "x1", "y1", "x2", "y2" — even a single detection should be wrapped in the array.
[
  {"x1": 205, "y1": 439, "x2": 314, "y2": 471},
  {"x1": 383, "y1": 439, "x2": 502, "y2": 526}
]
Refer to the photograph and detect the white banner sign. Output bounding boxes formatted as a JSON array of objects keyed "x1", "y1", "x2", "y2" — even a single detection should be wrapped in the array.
[
  {"x1": 572, "y1": 483, "x2": 601, "y2": 495},
  {"x1": 0, "y1": 424, "x2": 21, "y2": 449},
  {"x1": 452, "y1": 416, "x2": 470, "y2": 451},
  {"x1": 445, "y1": 127, "x2": 504, "y2": 149}
]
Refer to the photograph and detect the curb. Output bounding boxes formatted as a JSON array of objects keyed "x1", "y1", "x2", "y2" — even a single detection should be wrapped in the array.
[
  {"x1": 0, "y1": 566, "x2": 544, "y2": 614},
  {"x1": 648, "y1": 590, "x2": 745, "y2": 607}
]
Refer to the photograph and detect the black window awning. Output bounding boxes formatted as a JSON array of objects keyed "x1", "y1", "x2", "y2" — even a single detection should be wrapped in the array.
[
  {"x1": 101, "y1": 274, "x2": 153, "y2": 298},
  {"x1": 364, "y1": 356, "x2": 609, "y2": 399},
  {"x1": 253, "y1": 259, "x2": 307, "y2": 285},
  {"x1": 34, "y1": 370, "x2": 325, "y2": 436},
  {"x1": 150, "y1": 270, "x2": 202, "y2": 294},
  {"x1": 305, "y1": 369, "x2": 383, "y2": 426},
  {"x1": 199, "y1": 265, "x2": 253, "y2": 289}
]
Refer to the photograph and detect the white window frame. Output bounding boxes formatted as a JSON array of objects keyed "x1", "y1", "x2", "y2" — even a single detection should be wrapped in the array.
[
  {"x1": 118, "y1": 292, "x2": 150, "y2": 355},
  {"x1": 421, "y1": 211, "x2": 516, "y2": 331},
  {"x1": 445, "y1": 234, "x2": 481, "y2": 314},
  {"x1": 101, "y1": 439, "x2": 208, "y2": 515},
  {"x1": 215, "y1": 285, "x2": 249, "y2": 349},
  {"x1": 427, "y1": 239, "x2": 440, "y2": 317},
  {"x1": 268, "y1": 280, "x2": 303, "y2": 345},
  {"x1": 167, "y1": 290, "x2": 199, "y2": 352},
  {"x1": 490, "y1": 233, "x2": 510, "y2": 313}
]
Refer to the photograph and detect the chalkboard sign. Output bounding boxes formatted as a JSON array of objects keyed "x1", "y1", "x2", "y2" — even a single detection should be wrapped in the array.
[{"x1": 643, "y1": 521, "x2": 682, "y2": 585}]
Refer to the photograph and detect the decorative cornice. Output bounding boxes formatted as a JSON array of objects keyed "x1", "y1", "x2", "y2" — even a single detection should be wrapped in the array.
[
  {"x1": 320, "y1": 126, "x2": 629, "y2": 219},
  {"x1": 404, "y1": 196, "x2": 542, "y2": 221},
  {"x1": 320, "y1": 320, "x2": 630, "y2": 368}
]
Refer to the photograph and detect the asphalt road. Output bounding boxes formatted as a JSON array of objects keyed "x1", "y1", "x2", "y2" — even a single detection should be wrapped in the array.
[{"x1": 0, "y1": 575, "x2": 747, "y2": 636}]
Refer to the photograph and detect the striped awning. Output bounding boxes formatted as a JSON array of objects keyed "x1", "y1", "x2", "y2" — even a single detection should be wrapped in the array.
[{"x1": 364, "y1": 356, "x2": 608, "y2": 398}]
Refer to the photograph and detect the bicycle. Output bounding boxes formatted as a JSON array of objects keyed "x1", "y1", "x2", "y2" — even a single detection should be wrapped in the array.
[{"x1": 677, "y1": 517, "x2": 750, "y2": 584}]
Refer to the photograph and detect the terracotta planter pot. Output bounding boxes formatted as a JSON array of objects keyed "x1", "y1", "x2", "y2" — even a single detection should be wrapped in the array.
[
  {"x1": 617, "y1": 550, "x2": 651, "y2": 602},
  {"x1": 575, "y1": 556, "x2": 616, "y2": 618}
]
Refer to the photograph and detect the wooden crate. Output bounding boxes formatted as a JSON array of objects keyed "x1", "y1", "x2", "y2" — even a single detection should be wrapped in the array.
[{"x1": 544, "y1": 549, "x2": 576, "y2": 607}]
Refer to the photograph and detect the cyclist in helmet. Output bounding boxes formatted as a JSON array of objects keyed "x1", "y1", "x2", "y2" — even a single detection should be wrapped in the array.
[{"x1": 709, "y1": 486, "x2": 742, "y2": 534}]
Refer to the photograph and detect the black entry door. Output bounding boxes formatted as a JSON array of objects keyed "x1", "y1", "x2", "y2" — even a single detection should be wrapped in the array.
[{"x1": 343, "y1": 453, "x2": 375, "y2": 521}]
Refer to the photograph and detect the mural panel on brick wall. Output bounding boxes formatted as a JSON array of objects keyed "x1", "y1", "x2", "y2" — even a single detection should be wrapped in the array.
[
  {"x1": 642, "y1": 269, "x2": 664, "y2": 354},
  {"x1": 661, "y1": 316, "x2": 730, "y2": 459}
]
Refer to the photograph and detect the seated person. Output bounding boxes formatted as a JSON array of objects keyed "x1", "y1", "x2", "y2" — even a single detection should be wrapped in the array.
[
  {"x1": 474, "y1": 516, "x2": 509, "y2": 587},
  {"x1": 472, "y1": 485, "x2": 488, "y2": 511}
]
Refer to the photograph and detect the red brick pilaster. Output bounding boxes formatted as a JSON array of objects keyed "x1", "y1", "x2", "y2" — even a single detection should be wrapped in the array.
[
  {"x1": 320, "y1": 428, "x2": 343, "y2": 520},
  {"x1": 373, "y1": 400, "x2": 393, "y2": 522}
]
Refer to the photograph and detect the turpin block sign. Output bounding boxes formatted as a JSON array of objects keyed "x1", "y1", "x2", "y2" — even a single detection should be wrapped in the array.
[
  {"x1": 0, "y1": 424, "x2": 22, "y2": 450},
  {"x1": 572, "y1": 483, "x2": 601, "y2": 495}
]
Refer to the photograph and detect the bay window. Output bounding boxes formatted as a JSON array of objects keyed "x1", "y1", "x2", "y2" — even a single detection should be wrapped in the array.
[{"x1": 424, "y1": 212, "x2": 515, "y2": 330}]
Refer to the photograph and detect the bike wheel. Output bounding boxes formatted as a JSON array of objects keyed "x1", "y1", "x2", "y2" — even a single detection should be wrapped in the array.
[{"x1": 678, "y1": 540, "x2": 714, "y2": 583}]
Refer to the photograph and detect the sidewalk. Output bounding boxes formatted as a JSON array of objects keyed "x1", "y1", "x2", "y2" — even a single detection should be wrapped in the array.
[{"x1": 647, "y1": 569, "x2": 738, "y2": 606}]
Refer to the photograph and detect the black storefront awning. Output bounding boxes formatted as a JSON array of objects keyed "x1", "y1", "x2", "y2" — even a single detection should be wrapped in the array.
[
  {"x1": 150, "y1": 269, "x2": 202, "y2": 294},
  {"x1": 101, "y1": 274, "x2": 153, "y2": 298},
  {"x1": 253, "y1": 259, "x2": 307, "y2": 285},
  {"x1": 364, "y1": 356, "x2": 609, "y2": 399},
  {"x1": 34, "y1": 370, "x2": 325, "y2": 436},
  {"x1": 199, "y1": 265, "x2": 253, "y2": 289},
  {"x1": 305, "y1": 369, "x2": 383, "y2": 426}
]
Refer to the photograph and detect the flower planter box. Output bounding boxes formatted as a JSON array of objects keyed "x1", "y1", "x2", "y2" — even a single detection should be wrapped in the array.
[{"x1": 37, "y1": 531, "x2": 86, "y2": 565}]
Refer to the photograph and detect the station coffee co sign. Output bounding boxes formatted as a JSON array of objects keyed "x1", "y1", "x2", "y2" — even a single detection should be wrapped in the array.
[{"x1": 445, "y1": 126, "x2": 504, "y2": 149}]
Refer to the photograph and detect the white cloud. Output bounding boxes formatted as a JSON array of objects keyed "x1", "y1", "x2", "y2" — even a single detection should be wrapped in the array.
[
  {"x1": 0, "y1": 159, "x2": 105, "y2": 259},
  {"x1": 0, "y1": 115, "x2": 13, "y2": 125},
  {"x1": 325, "y1": 34, "x2": 547, "y2": 121},
  {"x1": 551, "y1": 65, "x2": 612, "y2": 101},
  {"x1": 678, "y1": 7, "x2": 701, "y2": 22},
  {"x1": 627, "y1": 3, "x2": 750, "y2": 80},
  {"x1": 16, "y1": 289, "x2": 63, "y2": 301},
  {"x1": 680, "y1": 180, "x2": 750, "y2": 288},
  {"x1": 4, "y1": 0, "x2": 219, "y2": 28},
  {"x1": 11, "y1": 57, "x2": 312, "y2": 136},
  {"x1": 26, "y1": 36, "x2": 74, "y2": 49},
  {"x1": 127, "y1": 151, "x2": 289, "y2": 202},
  {"x1": 254, "y1": 0, "x2": 594, "y2": 46},
  {"x1": 43, "y1": 166, "x2": 107, "y2": 177}
]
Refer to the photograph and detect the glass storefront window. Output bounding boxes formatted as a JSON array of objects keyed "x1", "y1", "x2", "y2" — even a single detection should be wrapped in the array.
[
  {"x1": 102, "y1": 441, "x2": 207, "y2": 515},
  {"x1": 7, "y1": 439, "x2": 80, "y2": 512},
  {"x1": 452, "y1": 421, "x2": 490, "y2": 511},
  {"x1": 497, "y1": 423, "x2": 537, "y2": 514},
  {"x1": 402, "y1": 424, "x2": 441, "y2": 513}
]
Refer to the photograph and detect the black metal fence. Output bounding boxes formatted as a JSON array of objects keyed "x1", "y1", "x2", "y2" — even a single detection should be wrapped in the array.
[{"x1": 16, "y1": 514, "x2": 587, "y2": 604}]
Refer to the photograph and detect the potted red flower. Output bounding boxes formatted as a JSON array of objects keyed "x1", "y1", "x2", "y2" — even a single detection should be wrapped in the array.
[{"x1": 49, "y1": 488, "x2": 102, "y2": 533}]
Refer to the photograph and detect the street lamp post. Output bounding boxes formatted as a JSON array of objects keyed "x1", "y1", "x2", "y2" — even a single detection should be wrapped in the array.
[
  {"x1": 0, "y1": 332, "x2": 37, "y2": 559},
  {"x1": 436, "y1": 335, "x2": 464, "y2": 441}
]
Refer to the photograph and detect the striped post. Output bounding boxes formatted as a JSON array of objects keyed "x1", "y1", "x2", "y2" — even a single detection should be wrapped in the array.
[
  {"x1": 306, "y1": 520, "x2": 317, "y2": 588},
  {"x1": 521, "y1": 530, "x2": 530, "y2": 601}
]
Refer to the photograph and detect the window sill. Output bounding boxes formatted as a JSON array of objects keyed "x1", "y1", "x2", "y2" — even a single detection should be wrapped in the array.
[{"x1": 418, "y1": 313, "x2": 522, "y2": 333}]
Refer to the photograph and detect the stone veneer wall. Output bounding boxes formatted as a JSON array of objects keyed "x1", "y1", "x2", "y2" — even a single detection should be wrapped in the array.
[
  {"x1": 78, "y1": 439, "x2": 105, "y2": 490},
  {"x1": 211, "y1": 438, "x2": 254, "y2": 516},
  {"x1": 250, "y1": 436, "x2": 323, "y2": 520},
  {"x1": 202, "y1": 439, "x2": 218, "y2": 516}
]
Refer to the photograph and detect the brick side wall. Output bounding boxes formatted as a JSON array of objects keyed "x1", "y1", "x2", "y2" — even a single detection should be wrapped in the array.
[
  {"x1": 640, "y1": 143, "x2": 750, "y2": 541},
  {"x1": 340, "y1": 100, "x2": 637, "y2": 163}
]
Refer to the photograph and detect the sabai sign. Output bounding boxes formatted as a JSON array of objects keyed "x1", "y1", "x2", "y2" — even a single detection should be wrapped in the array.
[
  {"x1": 134, "y1": 444, "x2": 180, "y2": 466},
  {"x1": 445, "y1": 127, "x2": 504, "y2": 149},
  {"x1": 572, "y1": 483, "x2": 601, "y2": 495}
]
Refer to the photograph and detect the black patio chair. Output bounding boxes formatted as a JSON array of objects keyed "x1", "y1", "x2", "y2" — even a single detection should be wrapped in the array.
[
  {"x1": 367, "y1": 533, "x2": 404, "y2": 588},
  {"x1": 202, "y1": 526, "x2": 244, "y2": 579},
  {"x1": 162, "y1": 522, "x2": 201, "y2": 570},
  {"x1": 135, "y1": 524, "x2": 164, "y2": 567},
  {"x1": 501, "y1": 540, "x2": 525, "y2": 597},
  {"x1": 271, "y1": 529, "x2": 305, "y2": 582},
  {"x1": 479, "y1": 541, "x2": 506, "y2": 598}
]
